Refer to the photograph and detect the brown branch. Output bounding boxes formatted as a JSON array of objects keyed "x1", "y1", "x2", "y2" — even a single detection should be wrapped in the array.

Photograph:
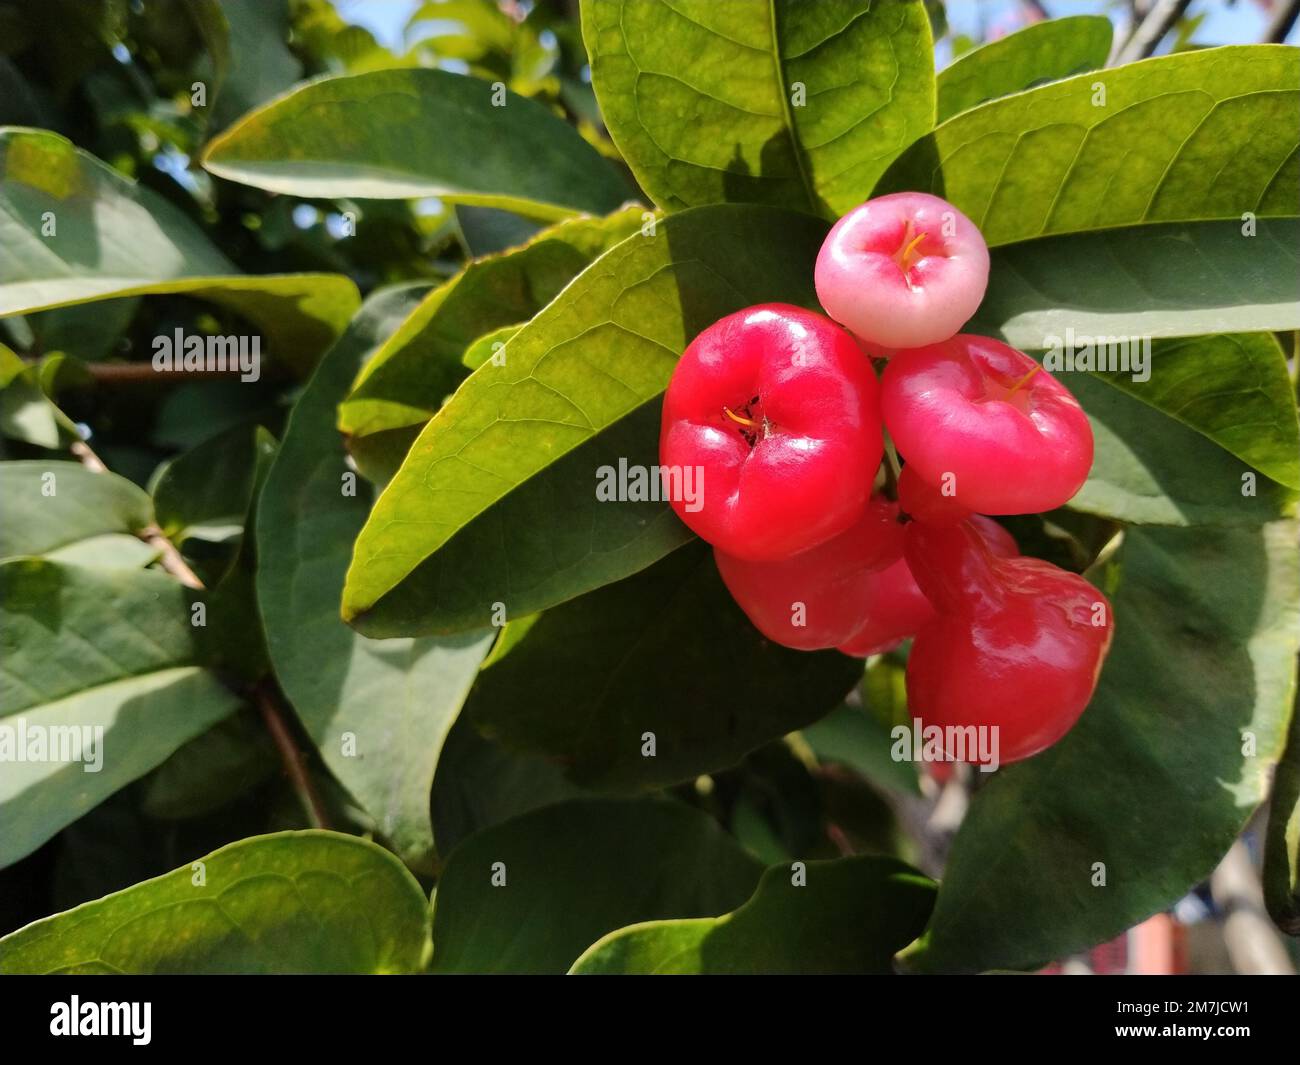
[
  {"x1": 1266, "y1": 0, "x2": 1300, "y2": 42},
  {"x1": 71, "y1": 440, "x2": 204, "y2": 588},
  {"x1": 34, "y1": 360, "x2": 286, "y2": 385},
  {"x1": 254, "y1": 683, "x2": 332, "y2": 831},
  {"x1": 1113, "y1": 0, "x2": 1194, "y2": 64}
]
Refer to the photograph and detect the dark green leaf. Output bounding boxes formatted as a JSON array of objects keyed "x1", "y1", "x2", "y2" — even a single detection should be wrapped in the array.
[
  {"x1": 1264, "y1": 690, "x2": 1300, "y2": 936},
  {"x1": 468, "y1": 543, "x2": 862, "y2": 791},
  {"x1": 430, "y1": 713, "x2": 585, "y2": 858},
  {"x1": 257, "y1": 284, "x2": 493, "y2": 869},
  {"x1": 430, "y1": 799, "x2": 762, "y2": 973},
  {"x1": 151, "y1": 422, "x2": 276, "y2": 550},
  {"x1": 571, "y1": 855, "x2": 935, "y2": 973}
]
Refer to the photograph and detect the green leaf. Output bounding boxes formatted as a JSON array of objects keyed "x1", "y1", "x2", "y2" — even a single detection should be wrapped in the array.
[
  {"x1": 201, "y1": 68, "x2": 632, "y2": 220},
  {"x1": 0, "y1": 560, "x2": 242, "y2": 870},
  {"x1": 455, "y1": 204, "x2": 545, "y2": 256},
  {"x1": 1068, "y1": 371, "x2": 1296, "y2": 526},
  {"x1": 904, "y1": 522, "x2": 1300, "y2": 973},
  {"x1": 0, "y1": 128, "x2": 358, "y2": 368},
  {"x1": 461, "y1": 323, "x2": 521, "y2": 371},
  {"x1": 148, "y1": 421, "x2": 278, "y2": 566},
  {"x1": 342, "y1": 203, "x2": 828, "y2": 637},
  {"x1": 0, "y1": 831, "x2": 431, "y2": 973},
  {"x1": 583, "y1": 0, "x2": 935, "y2": 216},
  {"x1": 338, "y1": 205, "x2": 647, "y2": 440},
  {"x1": 139, "y1": 707, "x2": 277, "y2": 821},
  {"x1": 210, "y1": 0, "x2": 302, "y2": 131},
  {"x1": 151, "y1": 422, "x2": 276, "y2": 551},
  {"x1": 256, "y1": 284, "x2": 494, "y2": 870},
  {"x1": 0, "y1": 343, "x2": 77, "y2": 449},
  {"x1": 430, "y1": 799, "x2": 762, "y2": 973},
  {"x1": 430, "y1": 713, "x2": 586, "y2": 857},
  {"x1": 876, "y1": 45, "x2": 1300, "y2": 246},
  {"x1": 571, "y1": 855, "x2": 935, "y2": 973},
  {"x1": 467, "y1": 542, "x2": 863, "y2": 791},
  {"x1": 935, "y1": 15, "x2": 1112, "y2": 123},
  {"x1": 1085, "y1": 333, "x2": 1298, "y2": 492},
  {"x1": 0, "y1": 460, "x2": 152, "y2": 561},
  {"x1": 977, "y1": 218, "x2": 1300, "y2": 351},
  {"x1": 804, "y1": 695, "x2": 921, "y2": 798},
  {"x1": 1264, "y1": 690, "x2": 1300, "y2": 935}
]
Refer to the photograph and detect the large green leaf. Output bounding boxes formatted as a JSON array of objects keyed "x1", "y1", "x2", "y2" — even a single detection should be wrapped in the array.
[
  {"x1": 210, "y1": 0, "x2": 302, "y2": 131},
  {"x1": 583, "y1": 0, "x2": 935, "y2": 217},
  {"x1": 0, "y1": 831, "x2": 430, "y2": 973},
  {"x1": 1085, "y1": 333, "x2": 1298, "y2": 492},
  {"x1": 430, "y1": 799, "x2": 762, "y2": 973},
  {"x1": 976, "y1": 218, "x2": 1300, "y2": 351},
  {"x1": 430, "y1": 713, "x2": 586, "y2": 857},
  {"x1": 904, "y1": 522, "x2": 1300, "y2": 973},
  {"x1": 935, "y1": 15, "x2": 1111, "y2": 123},
  {"x1": 201, "y1": 68, "x2": 632, "y2": 220},
  {"x1": 571, "y1": 855, "x2": 935, "y2": 973},
  {"x1": 0, "y1": 128, "x2": 358, "y2": 367},
  {"x1": 257, "y1": 284, "x2": 493, "y2": 870},
  {"x1": 0, "y1": 460, "x2": 154, "y2": 566},
  {"x1": 0, "y1": 560, "x2": 242, "y2": 869},
  {"x1": 338, "y1": 205, "x2": 647, "y2": 441},
  {"x1": 467, "y1": 542, "x2": 862, "y2": 791},
  {"x1": 1068, "y1": 371, "x2": 1296, "y2": 526},
  {"x1": 342, "y1": 204, "x2": 827, "y2": 637},
  {"x1": 877, "y1": 45, "x2": 1300, "y2": 245}
]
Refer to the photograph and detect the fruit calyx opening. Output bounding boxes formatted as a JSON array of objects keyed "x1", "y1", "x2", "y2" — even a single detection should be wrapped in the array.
[
  {"x1": 892, "y1": 219, "x2": 930, "y2": 283},
  {"x1": 723, "y1": 394, "x2": 769, "y2": 449}
]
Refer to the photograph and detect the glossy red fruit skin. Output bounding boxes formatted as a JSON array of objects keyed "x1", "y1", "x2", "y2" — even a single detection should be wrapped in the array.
[
  {"x1": 897, "y1": 462, "x2": 970, "y2": 526},
  {"x1": 838, "y1": 515, "x2": 1017, "y2": 658},
  {"x1": 714, "y1": 497, "x2": 901, "y2": 650},
  {"x1": 881, "y1": 334, "x2": 1093, "y2": 515},
  {"x1": 903, "y1": 522, "x2": 1114, "y2": 766},
  {"x1": 660, "y1": 303, "x2": 883, "y2": 560}
]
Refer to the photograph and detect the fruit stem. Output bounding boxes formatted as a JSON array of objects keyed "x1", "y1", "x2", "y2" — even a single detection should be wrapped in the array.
[{"x1": 881, "y1": 437, "x2": 902, "y2": 500}]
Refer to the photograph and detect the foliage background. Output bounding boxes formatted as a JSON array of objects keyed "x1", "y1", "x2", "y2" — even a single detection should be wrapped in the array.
[{"x1": 0, "y1": 0, "x2": 1298, "y2": 974}]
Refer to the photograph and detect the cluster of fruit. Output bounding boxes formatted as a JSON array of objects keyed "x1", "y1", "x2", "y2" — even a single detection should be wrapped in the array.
[{"x1": 659, "y1": 192, "x2": 1114, "y2": 766}]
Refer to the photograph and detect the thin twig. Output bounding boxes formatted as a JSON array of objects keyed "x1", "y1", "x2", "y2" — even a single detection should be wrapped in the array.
[
  {"x1": 1265, "y1": 0, "x2": 1300, "y2": 42},
  {"x1": 1113, "y1": 0, "x2": 1193, "y2": 64},
  {"x1": 71, "y1": 440, "x2": 204, "y2": 588},
  {"x1": 31, "y1": 360, "x2": 284, "y2": 385},
  {"x1": 254, "y1": 683, "x2": 332, "y2": 831}
]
